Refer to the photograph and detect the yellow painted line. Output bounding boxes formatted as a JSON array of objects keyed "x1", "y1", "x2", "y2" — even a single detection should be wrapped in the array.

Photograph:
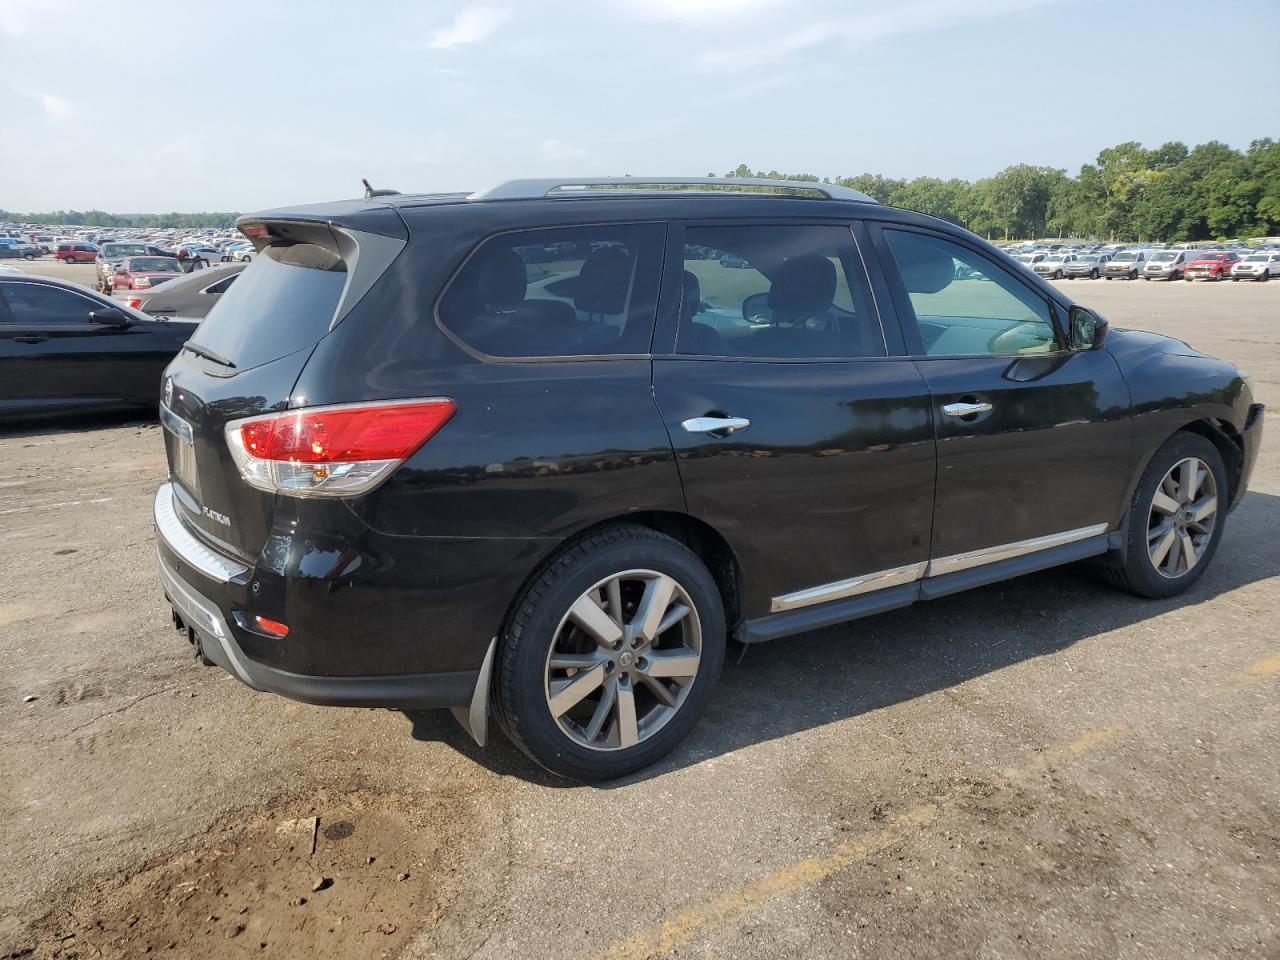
[
  {"x1": 596, "y1": 723, "x2": 1126, "y2": 960},
  {"x1": 1245, "y1": 653, "x2": 1280, "y2": 678},
  {"x1": 599, "y1": 803, "x2": 938, "y2": 960}
]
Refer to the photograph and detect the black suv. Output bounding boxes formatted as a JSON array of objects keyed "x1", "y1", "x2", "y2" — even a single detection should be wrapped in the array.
[{"x1": 154, "y1": 177, "x2": 1264, "y2": 781}]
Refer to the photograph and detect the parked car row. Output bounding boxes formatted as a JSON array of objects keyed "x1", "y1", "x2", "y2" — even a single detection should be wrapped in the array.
[{"x1": 1014, "y1": 246, "x2": 1280, "y2": 281}]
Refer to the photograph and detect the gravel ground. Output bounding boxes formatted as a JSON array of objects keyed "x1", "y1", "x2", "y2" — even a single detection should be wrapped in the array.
[{"x1": 1, "y1": 274, "x2": 1277, "y2": 959}]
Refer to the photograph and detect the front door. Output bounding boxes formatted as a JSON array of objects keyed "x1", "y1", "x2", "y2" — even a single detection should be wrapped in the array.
[
  {"x1": 652, "y1": 221, "x2": 937, "y2": 622},
  {"x1": 0, "y1": 280, "x2": 164, "y2": 412},
  {"x1": 872, "y1": 226, "x2": 1132, "y2": 567}
]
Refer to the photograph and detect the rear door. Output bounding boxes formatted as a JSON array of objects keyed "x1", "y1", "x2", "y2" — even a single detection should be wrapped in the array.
[
  {"x1": 651, "y1": 221, "x2": 936, "y2": 622},
  {"x1": 0, "y1": 279, "x2": 164, "y2": 413},
  {"x1": 871, "y1": 225, "x2": 1132, "y2": 567}
]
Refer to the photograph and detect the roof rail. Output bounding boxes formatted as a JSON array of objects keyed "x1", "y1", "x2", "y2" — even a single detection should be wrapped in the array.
[{"x1": 467, "y1": 177, "x2": 877, "y2": 204}]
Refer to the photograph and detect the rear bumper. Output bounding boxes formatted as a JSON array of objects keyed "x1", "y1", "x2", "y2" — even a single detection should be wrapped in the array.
[{"x1": 153, "y1": 482, "x2": 481, "y2": 709}]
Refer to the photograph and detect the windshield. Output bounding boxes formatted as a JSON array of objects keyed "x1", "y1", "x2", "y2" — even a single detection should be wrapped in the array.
[
  {"x1": 1114, "y1": 252, "x2": 1138, "y2": 262},
  {"x1": 1045, "y1": 256, "x2": 1066, "y2": 263},
  {"x1": 1151, "y1": 252, "x2": 1177, "y2": 262},
  {"x1": 1197, "y1": 253, "x2": 1224, "y2": 261},
  {"x1": 102, "y1": 243, "x2": 148, "y2": 258},
  {"x1": 1244, "y1": 254, "x2": 1268, "y2": 262},
  {"x1": 129, "y1": 257, "x2": 181, "y2": 272}
]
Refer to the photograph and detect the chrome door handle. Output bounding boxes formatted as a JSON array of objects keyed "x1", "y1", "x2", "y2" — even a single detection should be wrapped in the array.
[
  {"x1": 681, "y1": 416, "x2": 751, "y2": 435},
  {"x1": 942, "y1": 401, "x2": 993, "y2": 418}
]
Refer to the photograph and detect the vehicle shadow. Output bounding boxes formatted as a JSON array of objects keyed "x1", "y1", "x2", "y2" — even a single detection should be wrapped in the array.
[
  {"x1": 402, "y1": 489, "x2": 1280, "y2": 787},
  {"x1": 0, "y1": 410, "x2": 157, "y2": 438}
]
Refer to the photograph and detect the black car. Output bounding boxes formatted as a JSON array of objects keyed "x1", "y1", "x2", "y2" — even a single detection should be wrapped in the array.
[
  {"x1": 123, "y1": 262, "x2": 245, "y2": 319},
  {"x1": 0, "y1": 275, "x2": 197, "y2": 419},
  {"x1": 154, "y1": 177, "x2": 1264, "y2": 781}
]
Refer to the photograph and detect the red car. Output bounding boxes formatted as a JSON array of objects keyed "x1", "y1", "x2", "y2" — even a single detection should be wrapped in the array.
[
  {"x1": 55, "y1": 242, "x2": 99, "y2": 263},
  {"x1": 1184, "y1": 250, "x2": 1240, "y2": 281},
  {"x1": 109, "y1": 255, "x2": 185, "y2": 291}
]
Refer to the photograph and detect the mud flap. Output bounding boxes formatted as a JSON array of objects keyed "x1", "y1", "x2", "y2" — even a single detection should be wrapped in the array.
[{"x1": 451, "y1": 638, "x2": 497, "y2": 748}]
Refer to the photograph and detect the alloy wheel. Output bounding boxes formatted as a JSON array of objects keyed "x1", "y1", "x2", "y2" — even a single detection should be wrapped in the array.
[
  {"x1": 544, "y1": 569, "x2": 702, "y2": 751},
  {"x1": 1147, "y1": 457, "x2": 1218, "y2": 579}
]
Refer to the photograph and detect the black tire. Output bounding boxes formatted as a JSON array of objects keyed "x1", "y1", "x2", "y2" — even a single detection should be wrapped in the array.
[
  {"x1": 24, "y1": 253, "x2": 35, "y2": 261},
  {"x1": 1096, "y1": 431, "x2": 1228, "y2": 599},
  {"x1": 495, "y1": 524, "x2": 726, "y2": 781},
  {"x1": 1091, "y1": 269, "x2": 1099, "y2": 279}
]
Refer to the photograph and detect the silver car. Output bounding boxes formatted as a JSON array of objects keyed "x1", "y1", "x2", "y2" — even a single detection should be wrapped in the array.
[
  {"x1": 1142, "y1": 250, "x2": 1193, "y2": 281},
  {"x1": 1063, "y1": 254, "x2": 1109, "y2": 279},
  {"x1": 1032, "y1": 254, "x2": 1076, "y2": 279},
  {"x1": 1231, "y1": 252, "x2": 1280, "y2": 281}
]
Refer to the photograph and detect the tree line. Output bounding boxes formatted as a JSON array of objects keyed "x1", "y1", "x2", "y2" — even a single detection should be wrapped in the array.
[
  {"x1": 0, "y1": 210, "x2": 240, "y2": 229},
  {"x1": 719, "y1": 138, "x2": 1280, "y2": 242},
  {"x1": 6, "y1": 138, "x2": 1278, "y2": 240}
]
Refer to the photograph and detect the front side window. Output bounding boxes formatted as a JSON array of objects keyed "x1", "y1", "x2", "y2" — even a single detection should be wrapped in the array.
[
  {"x1": 0, "y1": 283, "x2": 96, "y2": 325},
  {"x1": 438, "y1": 224, "x2": 663, "y2": 358},
  {"x1": 884, "y1": 229, "x2": 1059, "y2": 357},
  {"x1": 676, "y1": 224, "x2": 883, "y2": 359}
]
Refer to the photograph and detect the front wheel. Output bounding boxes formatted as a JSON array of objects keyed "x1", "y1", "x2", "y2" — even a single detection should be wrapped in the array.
[
  {"x1": 495, "y1": 525, "x2": 726, "y2": 781},
  {"x1": 1096, "y1": 432, "x2": 1227, "y2": 599},
  {"x1": 1091, "y1": 269, "x2": 1099, "y2": 279}
]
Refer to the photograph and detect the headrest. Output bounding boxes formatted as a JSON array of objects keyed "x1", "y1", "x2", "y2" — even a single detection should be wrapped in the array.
[
  {"x1": 471, "y1": 246, "x2": 527, "y2": 309},
  {"x1": 767, "y1": 255, "x2": 836, "y2": 317},
  {"x1": 891, "y1": 236, "x2": 955, "y2": 294},
  {"x1": 575, "y1": 246, "x2": 633, "y2": 314},
  {"x1": 681, "y1": 270, "x2": 700, "y2": 322}
]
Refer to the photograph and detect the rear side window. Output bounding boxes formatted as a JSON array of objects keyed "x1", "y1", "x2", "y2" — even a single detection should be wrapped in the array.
[
  {"x1": 188, "y1": 243, "x2": 346, "y2": 371},
  {"x1": 438, "y1": 224, "x2": 664, "y2": 358},
  {"x1": 677, "y1": 224, "x2": 884, "y2": 359}
]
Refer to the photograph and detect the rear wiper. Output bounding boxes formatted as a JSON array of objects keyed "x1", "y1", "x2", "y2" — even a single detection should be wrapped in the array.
[{"x1": 183, "y1": 341, "x2": 237, "y2": 368}]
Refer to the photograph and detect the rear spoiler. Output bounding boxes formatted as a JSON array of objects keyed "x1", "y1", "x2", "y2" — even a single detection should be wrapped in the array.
[{"x1": 234, "y1": 217, "x2": 405, "y2": 329}]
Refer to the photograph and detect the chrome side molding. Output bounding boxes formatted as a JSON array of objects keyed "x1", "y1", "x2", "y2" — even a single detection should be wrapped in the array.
[
  {"x1": 771, "y1": 562, "x2": 926, "y2": 613},
  {"x1": 770, "y1": 523, "x2": 1109, "y2": 613},
  {"x1": 924, "y1": 523, "x2": 1109, "y2": 577}
]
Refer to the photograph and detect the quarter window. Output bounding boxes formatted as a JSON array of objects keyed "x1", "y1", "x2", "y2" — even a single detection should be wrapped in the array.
[
  {"x1": 884, "y1": 230, "x2": 1059, "y2": 357},
  {"x1": 438, "y1": 224, "x2": 663, "y2": 358},
  {"x1": 677, "y1": 224, "x2": 884, "y2": 359}
]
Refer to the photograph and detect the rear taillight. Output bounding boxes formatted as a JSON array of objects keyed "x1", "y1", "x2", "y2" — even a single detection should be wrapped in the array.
[
  {"x1": 225, "y1": 399, "x2": 455, "y2": 497},
  {"x1": 127, "y1": 297, "x2": 143, "y2": 308}
]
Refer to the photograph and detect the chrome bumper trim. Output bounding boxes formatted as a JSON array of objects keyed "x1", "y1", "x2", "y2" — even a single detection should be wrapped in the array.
[
  {"x1": 153, "y1": 482, "x2": 248, "y2": 584},
  {"x1": 157, "y1": 549, "x2": 259, "y2": 689}
]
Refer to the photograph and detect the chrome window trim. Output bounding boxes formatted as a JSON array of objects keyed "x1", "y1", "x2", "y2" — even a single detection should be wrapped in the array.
[
  {"x1": 769, "y1": 523, "x2": 1109, "y2": 613},
  {"x1": 153, "y1": 482, "x2": 249, "y2": 583}
]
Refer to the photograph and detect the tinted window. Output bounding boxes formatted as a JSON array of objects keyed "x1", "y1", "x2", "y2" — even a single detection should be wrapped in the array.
[
  {"x1": 0, "y1": 282, "x2": 97, "y2": 324},
  {"x1": 188, "y1": 243, "x2": 346, "y2": 371},
  {"x1": 676, "y1": 224, "x2": 883, "y2": 359},
  {"x1": 438, "y1": 224, "x2": 663, "y2": 358},
  {"x1": 884, "y1": 230, "x2": 1059, "y2": 357}
]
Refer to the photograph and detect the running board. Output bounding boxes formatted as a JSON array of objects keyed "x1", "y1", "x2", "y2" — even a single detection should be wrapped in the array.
[{"x1": 737, "y1": 532, "x2": 1112, "y2": 645}]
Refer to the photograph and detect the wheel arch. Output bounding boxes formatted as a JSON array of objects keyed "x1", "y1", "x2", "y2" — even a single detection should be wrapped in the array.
[{"x1": 494, "y1": 510, "x2": 745, "y2": 645}]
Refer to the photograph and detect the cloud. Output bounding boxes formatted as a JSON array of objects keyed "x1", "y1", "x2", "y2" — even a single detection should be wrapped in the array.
[
  {"x1": 40, "y1": 94, "x2": 74, "y2": 123},
  {"x1": 538, "y1": 138, "x2": 593, "y2": 163},
  {"x1": 691, "y1": 0, "x2": 1063, "y2": 73},
  {"x1": 427, "y1": 5, "x2": 509, "y2": 49},
  {"x1": 619, "y1": 0, "x2": 784, "y2": 21}
]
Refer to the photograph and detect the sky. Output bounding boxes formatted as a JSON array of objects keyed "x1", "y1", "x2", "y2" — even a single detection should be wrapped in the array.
[{"x1": 1, "y1": 0, "x2": 1278, "y2": 213}]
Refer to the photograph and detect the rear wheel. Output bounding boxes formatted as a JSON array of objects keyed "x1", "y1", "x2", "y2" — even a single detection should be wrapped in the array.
[
  {"x1": 496, "y1": 525, "x2": 725, "y2": 781},
  {"x1": 1091, "y1": 269, "x2": 1099, "y2": 279},
  {"x1": 1096, "y1": 432, "x2": 1227, "y2": 599}
]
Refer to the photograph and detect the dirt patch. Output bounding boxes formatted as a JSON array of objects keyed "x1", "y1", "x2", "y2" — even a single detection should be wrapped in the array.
[{"x1": 15, "y1": 791, "x2": 457, "y2": 960}]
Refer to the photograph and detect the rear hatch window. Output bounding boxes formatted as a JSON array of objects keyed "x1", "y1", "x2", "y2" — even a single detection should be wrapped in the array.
[{"x1": 186, "y1": 243, "x2": 346, "y2": 372}]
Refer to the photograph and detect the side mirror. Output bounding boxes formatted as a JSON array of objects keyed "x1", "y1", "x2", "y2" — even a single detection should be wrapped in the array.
[
  {"x1": 1068, "y1": 305, "x2": 1107, "y2": 351},
  {"x1": 742, "y1": 291, "x2": 773, "y2": 325},
  {"x1": 89, "y1": 307, "x2": 130, "y2": 327}
]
